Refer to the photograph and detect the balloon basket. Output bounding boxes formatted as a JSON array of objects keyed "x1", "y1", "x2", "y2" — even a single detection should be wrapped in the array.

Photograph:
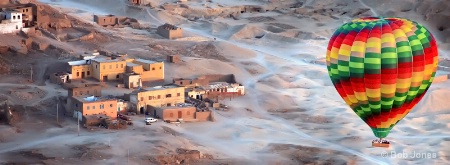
[{"x1": 372, "y1": 142, "x2": 390, "y2": 148}]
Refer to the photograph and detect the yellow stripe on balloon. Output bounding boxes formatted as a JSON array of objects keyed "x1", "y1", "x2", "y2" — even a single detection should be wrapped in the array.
[
  {"x1": 354, "y1": 92, "x2": 368, "y2": 101},
  {"x1": 366, "y1": 89, "x2": 381, "y2": 98},
  {"x1": 381, "y1": 84, "x2": 397, "y2": 93}
]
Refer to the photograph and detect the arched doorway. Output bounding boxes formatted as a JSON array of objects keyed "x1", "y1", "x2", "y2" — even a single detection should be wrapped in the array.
[{"x1": 140, "y1": 107, "x2": 144, "y2": 114}]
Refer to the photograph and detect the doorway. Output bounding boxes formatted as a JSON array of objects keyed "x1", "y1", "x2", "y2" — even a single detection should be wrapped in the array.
[
  {"x1": 103, "y1": 76, "x2": 108, "y2": 81},
  {"x1": 178, "y1": 111, "x2": 182, "y2": 118},
  {"x1": 81, "y1": 72, "x2": 85, "y2": 78},
  {"x1": 140, "y1": 107, "x2": 144, "y2": 114},
  {"x1": 130, "y1": 83, "x2": 134, "y2": 88}
]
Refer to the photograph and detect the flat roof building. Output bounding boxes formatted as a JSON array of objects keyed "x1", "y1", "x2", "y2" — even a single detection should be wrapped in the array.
[
  {"x1": 94, "y1": 14, "x2": 118, "y2": 27},
  {"x1": 71, "y1": 95, "x2": 118, "y2": 120},
  {"x1": 157, "y1": 23, "x2": 183, "y2": 39},
  {"x1": 0, "y1": 9, "x2": 23, "y2": 34},
  {"x1": 148, "y1": 102, "x2": 213, "y2": 122},
  {"x1": 91, "y1": 57, "x2": 128, "y2": 82},
  {"x1": 68, "y1": 84, "x2": 102, "y2": 97},
  {"x1": 67, "y1": 55, "x2": 164, "y2": 83},
  {"x1": 127, "y1": 84, "x2": 185, "y2": 114}
]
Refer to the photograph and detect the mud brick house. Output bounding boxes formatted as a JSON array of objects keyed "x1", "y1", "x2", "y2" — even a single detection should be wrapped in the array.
[
  {"x1": 167, "y1": 54, "x2": 181, "y2": 63},
  {"x1": 94, "y1": 14, "x2": 118, "y2": 27},
  {"x1": 128, "y1": 59, "x2": 164, "y2": 82},
  {"x1": 36, "y1": 5, "x2": 71, "y2": 29},
  {"x1": 67, "y1": 53, "x2": 164, "y2": 82},
  {"x1": 126, "y1": 84, "x2": 185, "y2": 114},
  {"x1": 153, "y1": 105, "x2": 196, "y2": 122},
  {"x1": 68, "y1": 84, "x2": 102, "y2": 97},
  {"x1": 148, "y1": 103, "x2": 213, "y2": 122},
  {"x1": 50, "y1": 72, "x2": 70, "y2": 85},
  {"x1": 123, "y1": 73, "x2": 142, "y2": 89},
  {"x1": 68, "y1": 59, "x2": 93, "y2": 80},
  {"x1": 71, "y1": 95, "x2": 118, "y2": 121},
  {"x1": 241, "y1": 5, "x2": 264, "y2": 13},
  {"x1": 128, "y1": 0, "x2": 143, "y2": 5},
  {"x1": 174, "y1": 74, "x2": 245, "y2": 99},
  {"x1": 91, "y1": 58, "x2": 128, "y2": 81},
  {"x1": 157, "y1": 23, "x2": 183, "y2": 39}
]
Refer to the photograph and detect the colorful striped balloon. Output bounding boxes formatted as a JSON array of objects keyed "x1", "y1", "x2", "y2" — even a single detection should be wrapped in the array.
[{"x1": 326, "y1": 17, "x2": 439, "y2": 138}]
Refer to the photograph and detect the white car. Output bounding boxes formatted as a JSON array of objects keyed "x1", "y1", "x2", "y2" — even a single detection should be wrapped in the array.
[{"x1": 145, "y1": 118, "x2": 158, "y2": 123}]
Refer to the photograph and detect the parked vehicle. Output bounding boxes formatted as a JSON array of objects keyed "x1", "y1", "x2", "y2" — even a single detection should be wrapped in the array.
[
  {"x1": 118, "y1": 114, "x2": 131, "y2": 121},
  {"x1": 145, "y1": 117, "x2": 158, "y2": 123}
]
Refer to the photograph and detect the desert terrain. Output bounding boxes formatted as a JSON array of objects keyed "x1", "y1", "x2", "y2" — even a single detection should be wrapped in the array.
[{"x1": 0, "y1": 0, "x2": 450, "y2": 164}]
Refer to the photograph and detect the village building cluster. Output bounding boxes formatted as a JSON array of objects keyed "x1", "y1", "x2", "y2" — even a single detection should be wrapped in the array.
[
  {"x1": 0, "y1": 2, "x2": 72, "y2": 34},
  {"x1": 92, "y1": 14, "x2": 183, "y2": 39},
  {"x1": 50, "y1": 51, "x2": 245, "y2": 127},
  {"x1": 61, "y1": 51, "x2": 164, "y2": 85},
  {"x1": 0, "y1": 3, "x2": 36, "y2": 34}
]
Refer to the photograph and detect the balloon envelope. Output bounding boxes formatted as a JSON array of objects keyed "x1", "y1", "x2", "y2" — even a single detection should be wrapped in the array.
[{"x1": 326, "y1": 17, "x2": 438, "y2": 138}]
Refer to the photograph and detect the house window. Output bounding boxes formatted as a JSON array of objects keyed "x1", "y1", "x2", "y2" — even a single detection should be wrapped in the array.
[
  {"x1": 100, "y1": 104, "x2": 104, "y2": 109},
  {"x1": 177, "y1": 93, "x2": 180, "y2": 97},
  {"x1": 96, "y1": 65, "x2": 98, "y2": 69},
  {"x1": 116, "y1": 74, "x2": 120, "y2": 79},
  {"x1": 15, "y1": 25, "x2": 18, "y2": 29},
  {"x1": 13, "y1": 16, "x2": 15, "y2": 19},
  {"x1": 80, "y1": 91, "x2": 83, "y2": 95},
  {"x1": 87, "y1": 91, "x2": 89, "y2": 94},
  {"x1": 152, "y1": 67, "x2": 155, "y2": 70},
  {"x1": 75, "y1": 104, "x2": 78, "y2": 107},
  {"x1": 93, "y1": 106, "x2": 95, "y2": 109},
  {"x1": 74, "y1": 92, "x2": 78, "y2": 95},
  {"x1": 87, "y1": 71, "x2": 90, "y2": 75},
  {"x1": 149, "y1": 96, "x2": 152, "y2": 100},
  {"x1": 180, "y1": 82, "x2": 183, "y2": 85},
  {"x1": 116, "y1": 64, "x2": 118, "y2": 68},
  {"x1": 103, "y1": 65, "x2": 105, "y2": 69},
  {"x1": 109, "y1": 65, "x2": 112, "y2": 69},
  {"x1": 121, "y1": 64, "x2": 124, "y2": 68},
  {"x1": 87, "y1": 106, "x2": 90, "y2": 110},
  {"x1": 167, "y1": 103, "x2": 171, "y2": 106},
  {"x1": 170, "y1": 113, "x2": 173, "y2": 117},
  {"x1": 160, "y1": 67, "x2": 162, "y2": 69},
  {"x1": 76, "y1": 72, "x2": 79, "y2": 77},
  {"x1": 157, "y1": 95, "x2": 161, "y2": 99},
  {"x1": 18, "y1": 15, "x2": 20, "y2": 19},
  {"x1": 141, "y1": 97, "x2": 143, "y2": 101},
  {"x1": 110, "y1": 104, "x2": 113, "y2": 107},
  {"x1": 166, "y1": 94, "x2": 171, "y2": 98},
  {"x1": 26, "y1": 9, "x2": 28, "y2": 12}
]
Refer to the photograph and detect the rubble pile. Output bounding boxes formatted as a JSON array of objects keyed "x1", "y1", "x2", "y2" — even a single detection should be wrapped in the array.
[
  {"x1": 150, "y1": 148, "x2": 204, "y2": 164},
  {"x1": 71, "y1": 143, "x2": 112, "y2": 160},
  {"x1": 36, "y1": 4, "x2": 72, "y2": 29},
  {"x1": 8, "y1": 86, "x2": 47, "y2": 101},
  {"x1": 186, "y1": 42, "x2": 228, "y2": 62}
]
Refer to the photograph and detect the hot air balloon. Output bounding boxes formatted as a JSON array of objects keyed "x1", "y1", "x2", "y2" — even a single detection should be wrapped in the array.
[{"x1": 326, "y1": 17, "x2": 438, "y2": 147}]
